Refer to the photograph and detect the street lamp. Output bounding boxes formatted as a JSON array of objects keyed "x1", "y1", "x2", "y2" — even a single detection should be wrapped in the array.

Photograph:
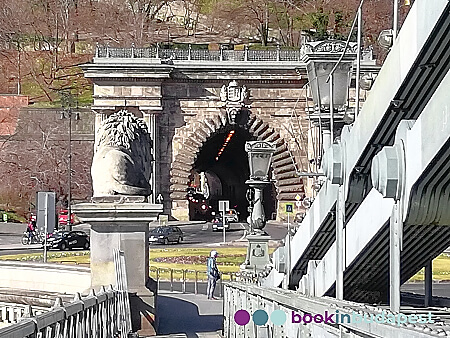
[
  {"x1": 245, "y1": 141, "x2": 276, "y2": 233},
  {"x1": 60, "y1": 108, "x2": 79, "y2": 231},
  {"x1": 240, "y1": 140, "x2": 275, "y2": 275},
  {"x1": 301, "y1": 40, "x2": 355, "y2": 154}
]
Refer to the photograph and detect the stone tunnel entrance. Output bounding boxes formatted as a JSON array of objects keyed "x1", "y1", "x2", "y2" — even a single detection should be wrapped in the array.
[{"x1": 188, "y1": 126, "x2": 277, "y2": 221}]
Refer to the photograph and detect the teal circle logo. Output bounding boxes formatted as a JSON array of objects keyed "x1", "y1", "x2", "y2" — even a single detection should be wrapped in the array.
[
  {"x1": 271, "y1": 310, "x2": 287, "y2": 326},
  {"x1": 253, "y1": 310, "x2": 269, "y2": 325},
  {"x1": 234, "y1": 309, "x2": 287, "y2": 326}
]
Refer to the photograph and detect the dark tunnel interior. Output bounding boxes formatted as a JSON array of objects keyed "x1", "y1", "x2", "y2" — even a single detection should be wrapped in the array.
[{"x1": 190, "y1": 126, "x2": 276, "y2": 221}]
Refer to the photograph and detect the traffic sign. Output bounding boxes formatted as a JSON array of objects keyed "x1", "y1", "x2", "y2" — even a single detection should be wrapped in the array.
[
  {"x1": 295, "y1": 194, "x2": 301, "y2": 201},
  {"x1": 2, "y1": 213, "x2": 7, "y2": 222},
  {"x1": 219, "y1": 200, "x2": 229, "y2": 212},
  {"x1": 285, "y1": 204, "x2": 294, "y2": 213}
]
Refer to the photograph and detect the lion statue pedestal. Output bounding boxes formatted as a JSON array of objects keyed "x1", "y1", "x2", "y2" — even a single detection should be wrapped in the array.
[
  {"x1": 73, "y1": 110, "x2": 162, "y2": 335},
  {"x1": 72, "y1": 198, "x2": 162, "y2": 335}
]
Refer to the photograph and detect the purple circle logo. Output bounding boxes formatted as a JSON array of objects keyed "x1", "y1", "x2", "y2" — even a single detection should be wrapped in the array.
[{"x1": 234, "y1": 309, "x2": 250, "y2": 326}]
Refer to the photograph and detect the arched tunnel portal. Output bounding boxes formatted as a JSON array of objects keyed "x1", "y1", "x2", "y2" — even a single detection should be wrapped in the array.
[{"x1": 170, "y1": 111, "x2": 304, "y2": 221}]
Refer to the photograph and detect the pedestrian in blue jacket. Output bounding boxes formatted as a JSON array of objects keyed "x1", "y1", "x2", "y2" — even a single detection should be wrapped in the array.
[{"x1": 206, "y1": 250, "x2": 220, "y2": 300}]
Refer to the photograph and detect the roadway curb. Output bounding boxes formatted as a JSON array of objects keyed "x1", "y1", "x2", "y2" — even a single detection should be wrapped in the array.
[{"x1": 0, "y1": 244, "x2": 42, "y2": 251}]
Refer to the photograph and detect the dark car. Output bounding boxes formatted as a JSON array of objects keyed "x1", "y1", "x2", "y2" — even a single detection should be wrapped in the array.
[
  {"x1": 149, "y1": 226, "x2": 183, "y2": 245},
  {"x1": 46, "y1": 230, "x2": 90, "y2": 250},
  {"x1": 212, "y1": 216, "x2": 230, "y2": 232}
]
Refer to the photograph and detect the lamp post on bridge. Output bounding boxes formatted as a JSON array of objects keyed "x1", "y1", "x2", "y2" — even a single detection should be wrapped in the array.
[
  {"x1": 301, "y1": 40, "x2": 355, "y2": 157},
  {"x1": 302, "y1": 40, "x2": 356, "y2": 299},
  {"x1": 241, "y1": 140, "x2": 275, "y2": 273}
]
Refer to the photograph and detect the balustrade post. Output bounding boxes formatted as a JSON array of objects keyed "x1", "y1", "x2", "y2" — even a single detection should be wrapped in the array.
[
  {"x1": 244, "y1": 45, "x2": 249, "y2": 61},
  {"x1": 156, "y1": 43, "x2": 160, "y2": 59},
  {"x1": 106, "y1": 44, "x2": 110, "y2": 58},
  {"x1": 277, "y1": 43, "x2": 281, "y2": 61},
  {"x1": 95, "y1": 42, "x2": 99, "y2": 58},
  {"x1": 195, "y1": 271, "x2": 198, "y2": 294},
  {"x1": 182, "y1": 270, "x2": 186, "y2": 293},
  {"x1": 220, "y1": 45, "x2": 224, "y2": 61},
  {"x1": 131, "y1": 43, "x2": 135, "y2": 58},
  {"x1": 188, "y1": 44, "x2": 192, "y2": 61},
  {"x1": 170, "y1": 269, "x2": 174, "y2": 292},
  {"x1": 157, "y1": 268, "x2": 160, "y2": 291}
]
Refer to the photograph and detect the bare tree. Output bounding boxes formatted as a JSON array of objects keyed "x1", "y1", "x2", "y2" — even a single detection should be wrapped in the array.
[{"x1": 0, "y1": 111, "x2": 92, "y2": 216}]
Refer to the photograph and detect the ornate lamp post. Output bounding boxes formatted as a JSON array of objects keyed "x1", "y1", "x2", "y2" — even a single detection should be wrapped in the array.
[
  {"x1": 241, "y1": 141, "x2": 275, "y2": 273},
  {"x1": 245, "y1": 141, "x2": 276, "y2": 233},
  {"x1": 301, "y1": 40, "x2": 355, "y2": 154}
]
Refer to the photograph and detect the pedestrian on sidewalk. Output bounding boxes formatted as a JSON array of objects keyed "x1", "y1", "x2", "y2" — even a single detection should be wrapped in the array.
[{"x1": 206, "y1": 250, "x2": 220, "y2": 300}]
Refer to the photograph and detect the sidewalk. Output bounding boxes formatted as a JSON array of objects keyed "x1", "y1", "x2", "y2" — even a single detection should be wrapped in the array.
[
  {"x1": 155, "y1": 290, "x2": 223, "y2": 338},
  {"x1": 0, "y1": 243, "x2": 42, "y2": 251}
]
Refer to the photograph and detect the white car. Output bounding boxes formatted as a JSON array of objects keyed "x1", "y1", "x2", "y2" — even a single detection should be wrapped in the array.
[{"x1": 223, "y1": 209, "x2": 239, "y2": 223}]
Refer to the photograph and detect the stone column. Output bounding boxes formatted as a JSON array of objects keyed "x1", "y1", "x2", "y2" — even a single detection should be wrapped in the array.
[
  {"x1": 93, "y1": 110, "x2": 109, "y2": 150},
  {"x1": 141, "y1": 110, "x2": 159, "y2": 204}
]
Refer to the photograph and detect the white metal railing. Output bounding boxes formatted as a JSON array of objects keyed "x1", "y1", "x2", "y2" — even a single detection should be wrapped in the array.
[
  {"x1": 224, "y1": 282, "x2": 448, "y2": 338},
  {"x1": 0, "y1": 286, "x2": 126, "y2": 337}
]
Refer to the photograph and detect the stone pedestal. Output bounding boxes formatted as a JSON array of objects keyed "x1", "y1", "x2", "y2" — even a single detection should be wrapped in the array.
[
  {"x1": 72, "y1": 200, "x2": 162, "y2": 334},
  {"x1": 240, "y1": 234, "x2": 271, "y2": 272}
]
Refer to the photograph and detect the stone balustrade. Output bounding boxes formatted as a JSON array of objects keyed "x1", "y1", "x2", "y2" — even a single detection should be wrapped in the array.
[{"x1": 0, "y1": 287, "x2": 129, "y2": 338}]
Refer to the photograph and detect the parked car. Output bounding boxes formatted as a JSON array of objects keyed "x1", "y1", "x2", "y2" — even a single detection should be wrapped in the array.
[
  {"x1": 46, "y1": 230, "x2": 90, "y2": 250},
  {"x1": 212, "y1": 216, "x2": 230, "y2": 232},
  {"x1": 149, "y1": 226, "x2": 183, "y2": 244}
]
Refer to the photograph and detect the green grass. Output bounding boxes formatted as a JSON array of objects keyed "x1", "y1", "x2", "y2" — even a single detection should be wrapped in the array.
[
  {"x1": 0, "y1": 251, "x2": 89, "y2": 264},
  {"x1": 408, "y1": 254, "x2": 450, "y2": 281},
  {"x1": 149, "y1": 247, "x2": 250, "y2": 280},
  {"x1": 2, "y1": 249, "x2": 448, "y2": 282}
]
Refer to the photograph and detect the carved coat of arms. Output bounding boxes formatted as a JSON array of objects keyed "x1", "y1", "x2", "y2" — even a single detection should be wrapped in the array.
[{"x1": 220, "y1": 80, "x2": 250, "y2": 124}]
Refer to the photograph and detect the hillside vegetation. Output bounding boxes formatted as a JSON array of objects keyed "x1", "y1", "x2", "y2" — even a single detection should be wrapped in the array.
[{"x1": 0, "y1": 0, "x2": 410, "y2": 105}]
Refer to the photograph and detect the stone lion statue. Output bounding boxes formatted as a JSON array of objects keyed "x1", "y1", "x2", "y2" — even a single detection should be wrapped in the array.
[{"x1": 91, "y1": 110, "x2": 152, "y2": 197}]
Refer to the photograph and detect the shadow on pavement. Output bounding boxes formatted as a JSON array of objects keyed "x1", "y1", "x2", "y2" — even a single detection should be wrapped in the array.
[{"x1": 156, "y1": 294, "x2": 223, "y2": 337}]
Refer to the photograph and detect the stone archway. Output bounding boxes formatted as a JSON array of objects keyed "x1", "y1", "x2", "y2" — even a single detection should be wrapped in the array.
[{"x1": 170, "y1": 110, "x2": 304, "y2": 221}]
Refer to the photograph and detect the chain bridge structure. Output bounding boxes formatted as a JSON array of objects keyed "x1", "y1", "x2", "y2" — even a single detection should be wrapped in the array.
[{"x1": 252, "y1": 0, "x2": 450, "y2": 337}]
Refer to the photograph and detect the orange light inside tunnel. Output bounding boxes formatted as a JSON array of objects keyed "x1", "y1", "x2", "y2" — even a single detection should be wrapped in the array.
[{"x1": 216, "y1": 130, "x2": 236, "y2": 161}]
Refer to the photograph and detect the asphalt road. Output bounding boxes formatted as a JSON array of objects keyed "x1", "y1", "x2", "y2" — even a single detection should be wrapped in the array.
[
  {"x1": 0, "y1": 220, "x2": 287, "y2": 255},
  {"x1": 149, "y1": 222, "x2": 247, "y2": 248},
  {"x1": 402, "y1": 282, "x2": 450, "y2": 298}
]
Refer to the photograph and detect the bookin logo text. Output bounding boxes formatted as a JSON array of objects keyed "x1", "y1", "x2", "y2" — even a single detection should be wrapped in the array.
[{"x1": 234, "y1": 309, "x2": 435, "y2": 327}]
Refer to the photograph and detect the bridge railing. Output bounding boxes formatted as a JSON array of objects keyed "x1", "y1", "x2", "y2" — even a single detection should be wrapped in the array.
[
  {"x1": 95, "y1": 44, "x2": 303, "y2": 62},
  {"x1": 0, "y1": 286, "x2": 127, "y2": 338},
  {"x1": 224, "y1": 282, "x2": 445, "y2": 338}
]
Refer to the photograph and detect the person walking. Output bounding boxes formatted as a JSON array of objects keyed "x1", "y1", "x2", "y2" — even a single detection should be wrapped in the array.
[{"x1": 206, "y1": 250, "x2": 220, "y2": 300}]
